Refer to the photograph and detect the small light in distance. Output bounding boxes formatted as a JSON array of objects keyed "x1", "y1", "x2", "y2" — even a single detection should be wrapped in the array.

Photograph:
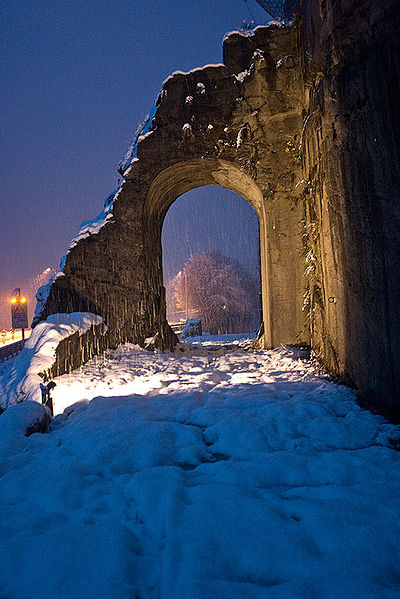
[
  {"x1": 21, "y1": 297, "x2": 27, "y2": 303},
  {"x1": 11, "y1": 298, "x2": 17, "y2": 304}
]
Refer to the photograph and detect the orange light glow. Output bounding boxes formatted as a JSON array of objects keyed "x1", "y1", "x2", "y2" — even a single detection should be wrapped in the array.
[
  {"x1": 11, "y1": 298, "x2": 17, "y2": 304},
  {"x1": 21, "y1": 297, "x2": 27, "y2": 303}
]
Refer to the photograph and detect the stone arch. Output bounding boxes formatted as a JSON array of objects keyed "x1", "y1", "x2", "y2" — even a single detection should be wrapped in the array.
[
  {"x1": 25, "y1": 2, "x2": 400, "y2": 413},
  {"x1": 144, "y1": 157, "x2": 302, "y2": 349},
  {"x1": 36, "y1": 23, "x2": 307, "y2": 369},
  {"x1": 144, "y1": 159, "x2": 264, "y2": 222}
]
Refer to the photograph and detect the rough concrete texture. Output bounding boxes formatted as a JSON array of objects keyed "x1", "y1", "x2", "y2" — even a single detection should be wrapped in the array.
[
  {"x1": 300, "y1": 0, "x2": 400, "y2": 416},
  {"x1": 36, "y1": 0, "x2": 400, "y2": 416}
]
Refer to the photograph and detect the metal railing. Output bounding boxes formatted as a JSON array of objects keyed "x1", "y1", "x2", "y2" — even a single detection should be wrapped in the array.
[{"x1": 0, "y1": 340, "x2": 24, "y2": 363}]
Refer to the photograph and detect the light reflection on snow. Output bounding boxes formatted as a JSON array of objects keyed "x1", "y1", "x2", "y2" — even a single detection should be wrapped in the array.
[
  {"x1": 53, "y1": 334, "x2": 309, "y2": 416},
  {"x1": 52, "y1": 335, "x2": 258, "y2": 415},
  {"x1": 2, "y1": 335, "x2": 400, "y2": 598}
]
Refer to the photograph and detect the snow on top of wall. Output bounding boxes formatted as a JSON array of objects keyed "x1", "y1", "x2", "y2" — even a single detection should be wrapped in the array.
[
  {"x1": 69, "y1": 185, "x2": 122, "y2": 249},
  {"x1": 162, "y1": 63, "x2": 224, "y2": 86},
  {"x1": 118, "y1": 62, "x2": 224, "y2": 176},
  {"x1": 32, "y1": 186, "x2": 122, "y2": 327},
  {"x1": 223, "y1": 23, "x2": 283, "y2": 42},
  {"x1": 119, "y1": 104, "x2": 158, "y2": 175},
  {"x1": 0, "y1": 313, "x2": 103, "y2": 409},
  {"x1": 33, "y1": 255, "x2": 67, "y2": 327}
]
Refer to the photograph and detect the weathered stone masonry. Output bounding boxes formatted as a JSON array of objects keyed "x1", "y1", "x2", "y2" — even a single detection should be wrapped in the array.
[
  {"x1": 37, "y1": 0, "x2": 400, "y2": 417},
  {"x1": 300, "y1": 0, "x2": 400, "y2": 415}
]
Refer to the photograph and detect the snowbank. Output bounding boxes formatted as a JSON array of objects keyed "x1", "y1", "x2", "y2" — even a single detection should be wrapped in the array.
[
  {"x1": 1, "y1": 340, "x2": 399, "y2": 598},
  {"x1": 0, "y1": 401, "x2": 49, "y2": 454},
  {"x1": 0, "y1": 313, "x2": 103, "y2": 409}
]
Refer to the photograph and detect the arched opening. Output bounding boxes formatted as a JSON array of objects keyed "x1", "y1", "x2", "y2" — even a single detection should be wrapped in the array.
[
  {"x1": 144, "y1": 158, "x2": 273, "y2": 347},
  {"x1": 162, "y1": 186, "x2": 262, "y2": 337}
]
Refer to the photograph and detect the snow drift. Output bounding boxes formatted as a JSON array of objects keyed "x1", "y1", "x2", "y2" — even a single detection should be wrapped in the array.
[{"x1": 0, "y1": 313, "x2": 103, "y2": 409}]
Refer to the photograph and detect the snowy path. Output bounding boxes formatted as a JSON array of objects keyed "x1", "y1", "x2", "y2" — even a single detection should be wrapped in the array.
[{"x1": 1, "y1": 337, "x2": 400, "y2": 599}]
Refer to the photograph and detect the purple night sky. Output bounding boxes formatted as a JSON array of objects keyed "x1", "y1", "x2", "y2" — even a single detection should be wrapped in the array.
[{"x1": 0, "y1": 0, "x2": 269, "y2": 329}]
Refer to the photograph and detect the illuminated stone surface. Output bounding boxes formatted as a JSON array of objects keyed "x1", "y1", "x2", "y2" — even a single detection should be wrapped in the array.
[{"x1": 37, "y1": 0, "x2": 400, "y2": 415}]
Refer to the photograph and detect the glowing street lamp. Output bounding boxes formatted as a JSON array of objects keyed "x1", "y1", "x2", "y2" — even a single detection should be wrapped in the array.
[{"x1": 10, "y1": 288, "x2": 28, "y2": 342}]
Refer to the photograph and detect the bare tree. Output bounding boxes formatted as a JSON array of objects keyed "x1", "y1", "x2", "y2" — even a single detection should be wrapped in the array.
[{"x1": 172, "y1": 251, "x2": 259, "y2": 334}]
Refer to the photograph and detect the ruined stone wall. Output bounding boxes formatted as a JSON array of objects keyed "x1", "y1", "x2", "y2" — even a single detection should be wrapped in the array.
[
  {"x1": 300, "y1": 0, "x2": 400, "y2": 415},
  {"x1": 42, "y1": 323, "x2": 107, "y2": 381},
  {"x1": 39, "y1": 23, "x2": 307, "y2": 359},
  {"x1": 36, "y1": 0, "x2": 400, "y2": 416}
]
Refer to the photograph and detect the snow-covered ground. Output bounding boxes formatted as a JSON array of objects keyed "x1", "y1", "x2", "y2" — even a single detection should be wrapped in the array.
[
  {"x1": 1, "y1": 335, "x2": 400, "y2": 599},
  {"x1": 0, "y1": 313, "x2": 104, "y2": 408}
]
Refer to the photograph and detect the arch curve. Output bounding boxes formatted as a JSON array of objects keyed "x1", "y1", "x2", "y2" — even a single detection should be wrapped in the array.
[
  {"x1": 144, "y1": 159, "x2": 273, "y2": 345},
  {"x1": 143, "y1": 157, "x2": 305, "y2": 351},
  {"x1": 145, "y1": 159, "x2": 264, "y2": 224}
]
